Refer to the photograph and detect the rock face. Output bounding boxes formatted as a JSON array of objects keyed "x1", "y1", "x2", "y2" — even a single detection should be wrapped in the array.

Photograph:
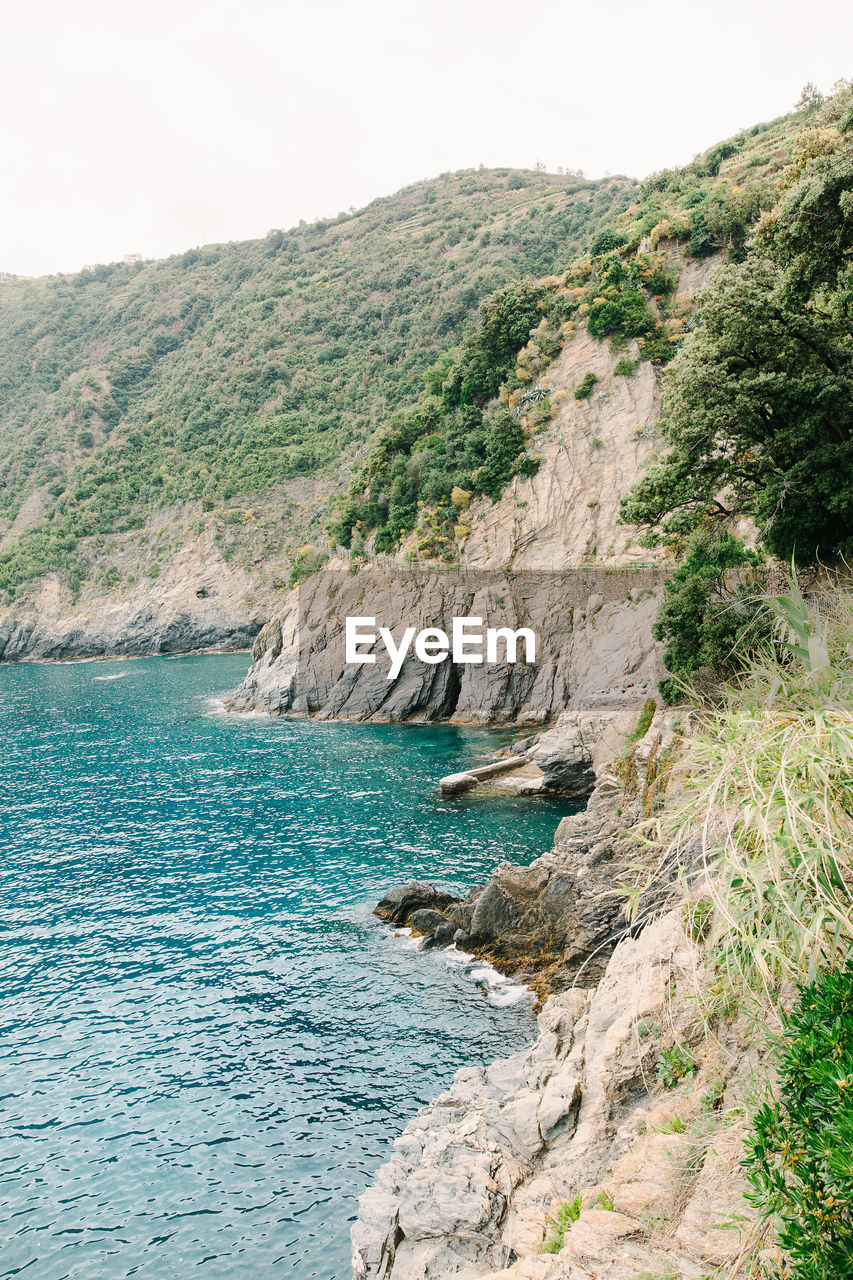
[
  {"x1": 373, "y1": 702, "x2": 686, "y2": 985},
  {"x1": 532, "y1": 708, "x2": 619, "y2": 792},
  {"x1": 353, "y1": 910, "x2": 759, "y2": 1280},
  {"x1": 445, "y1": 255, "x2": 720, "y2": 575},
  {"x1": 374, "y1": 883, "x2": 461, "y2": 927},
  {"x1": 460, "y1": 331, "x2": 663, "y2": 573},
  {"x1": 0, "y1": 533, "x2": 272, "y2": 661},
  {"x1": 224, "y1": 569, "x2": 665, "y2": 724}
]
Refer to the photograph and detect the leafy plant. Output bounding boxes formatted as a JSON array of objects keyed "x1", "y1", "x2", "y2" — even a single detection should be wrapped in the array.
[
  {"x1": 655, "y1": 1114, "x2": 688, "y2": 1134},
  {"x1": 574, "y1": 371, "x2": 599, "y2": 400},
  {"x1": 539, "y1": 1195, "x2": 582, "y2": 1253},
  {"x1": 650, "y1": 524, "x2": 768, "y2": 696},
  {"x1": 613, "y1": 697, "x2": 657, "y2": 789},
  {"x1": 620, "y1": 98, "x2": 853, "y2": 568},
  {"x1": 744, "y1": 966, "x2": 853, "y2": 1278},
  {"x1": 656, "y1": 1045, "x2": 697, "y2": 1089}
]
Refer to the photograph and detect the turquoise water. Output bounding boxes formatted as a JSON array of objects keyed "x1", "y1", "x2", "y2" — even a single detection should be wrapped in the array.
[{"x1": 0, "y1": 655, "x2": 580, "y2": 1280}]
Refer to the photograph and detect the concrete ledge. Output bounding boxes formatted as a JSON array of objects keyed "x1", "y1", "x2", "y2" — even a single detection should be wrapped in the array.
[{"x1": 439, "y1": 755, "x2": 529, "y2": 795}]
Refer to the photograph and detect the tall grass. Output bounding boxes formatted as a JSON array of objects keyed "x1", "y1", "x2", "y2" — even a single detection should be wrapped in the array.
[{"x1": 665, "y1": 576, "x2": 853, "y2": 1005}]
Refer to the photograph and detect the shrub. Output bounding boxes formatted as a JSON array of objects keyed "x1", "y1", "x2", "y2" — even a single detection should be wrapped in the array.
[
  {"x1": 744, "y1": 966, "x2": 853, "y2": 1278},
  {"x1": 587, "y1": 288, "x2": 656, "y2": 342},
  {"x1": 590, "y1": 227, "x2": 628, "y2": 256},
  {"x1": 704, "y1": 140, "x2": 738, "y2": 176},
  {"x1": 475, "y1": 411, "x2": 525, "y2": 500},
  {"x1": 650, "y1": 524, "x2": 767, "y2": 686},
  {"x1": 635, "y1": 696, "x2": 657, "y2": 739},
  {"x1": 574, "y1": 371, "x2": 598, "y2": 400},
  {"x1": 516, "y1": 455, "x2": 541, "y2": 480},
  {"x1": 613, "y1": 357, "x2": 637, "y2": 377},
  {"x1": 539, "y1": 1195, "x2": 582, "y2": 1253},
  {"x1": 288, "y1": 542, "x2": 329, "y2": 586}
]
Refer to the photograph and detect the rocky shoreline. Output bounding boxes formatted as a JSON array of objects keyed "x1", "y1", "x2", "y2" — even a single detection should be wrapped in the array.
[
  {"x1": 353, "y1": 702, "x2": 760, "y2": 1280},
  {"x1": 372, "y1": 702, "x2": 682, "y2": 994}
]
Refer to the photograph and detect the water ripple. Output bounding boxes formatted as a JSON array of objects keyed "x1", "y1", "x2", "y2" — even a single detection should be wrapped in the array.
[{"x1": 0, "y1": 656, "x2": 580, "y2": 1279}]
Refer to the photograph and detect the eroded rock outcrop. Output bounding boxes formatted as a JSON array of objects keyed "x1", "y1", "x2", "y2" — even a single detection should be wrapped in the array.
[
  {"x1": 224, "y1": 570, "x2": 664, "y2": 724},
  {"x1": 353, "y1": 909, "x2": 759, "y2": 1280},
  {"x1": 225, "y1": 256, "x2": 725, "y2": 725}
]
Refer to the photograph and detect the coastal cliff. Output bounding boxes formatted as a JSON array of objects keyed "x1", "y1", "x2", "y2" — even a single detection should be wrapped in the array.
[
  {"x1": 223, "y1": 568, "x2": 665, "y2": 723},
  {"x1": 0, "y1": 246, "x2": 718, "y2": 676},
  {"x1": 0, "y1": 529, "x2": 279, "y2": 660},
  {"x1": 223, "y1": 248, "x2": 725, "y2": 724}
]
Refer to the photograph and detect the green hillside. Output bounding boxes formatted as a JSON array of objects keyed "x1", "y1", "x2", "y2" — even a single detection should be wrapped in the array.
[
  {"x1": 0, "y1": 91, "x2": 842, "y2": 601},
  {"x1": 0, "y1": 167, "x2": 635, "y2": 595},
  {"x1": 331, "y1": 104, "x2": 816, "y2": 561}
]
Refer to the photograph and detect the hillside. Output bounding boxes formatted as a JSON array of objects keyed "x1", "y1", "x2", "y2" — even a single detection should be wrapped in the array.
[
  {"x1": 1, "y1": 88, "x2": 846, "y2": 664},
  {"x1": 332, "y1": 107, "x2": 810, "y2": 563},
  {"x1": 0, "y1": 168, "x2": 636, "y2": 595}
]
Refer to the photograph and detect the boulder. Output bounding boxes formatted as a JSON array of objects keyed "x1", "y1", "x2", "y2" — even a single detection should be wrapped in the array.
[
  {"x1": 533, "y1": 709, "x2": 616, "y2": 792},
  {"x1": 373, "y1": 882, "x2": 459, "y2": 927}
]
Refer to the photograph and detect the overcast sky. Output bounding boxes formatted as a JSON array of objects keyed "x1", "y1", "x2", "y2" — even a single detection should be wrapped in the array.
[{"x1": 2, "y1": 0, "x2": 850, "y2": 277}]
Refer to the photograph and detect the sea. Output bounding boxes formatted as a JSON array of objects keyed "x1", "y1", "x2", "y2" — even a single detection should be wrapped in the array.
[{"x1": 0, "y1": 654, "x2": 581, "y2": 1279}]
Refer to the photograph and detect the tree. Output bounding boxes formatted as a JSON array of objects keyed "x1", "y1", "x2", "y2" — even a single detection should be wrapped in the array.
[
  {"x1": 795, "y1": 81, "x2": 825, "y2": 111},
  {"x1": 620, "y1": 105, "x2": 853, "y2": 566},
  {"x1": 620, "y1": 92, "x2": 853, "y2": 687},
  {"x1": 651, "y1": 525, "x2": 765, "y2": 702}
]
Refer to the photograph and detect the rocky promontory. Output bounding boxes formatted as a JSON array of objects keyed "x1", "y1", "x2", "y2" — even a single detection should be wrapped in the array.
[
  {"x1": 0, "y1": 531, "x2": 275, "y2": 661},
  {"x1": 224, "y1": 568, "x2": 665, "y2": 725}
]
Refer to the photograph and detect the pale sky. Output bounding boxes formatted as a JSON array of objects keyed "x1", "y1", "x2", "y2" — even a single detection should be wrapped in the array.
[{"x1": 2, "y1": 0, "x2": 850, "y2": 277}]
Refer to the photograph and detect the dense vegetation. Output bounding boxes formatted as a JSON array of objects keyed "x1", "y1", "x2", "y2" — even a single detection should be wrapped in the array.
[
  {"x1": 620, "y1": 86, "x2": 853, "y2": 691},
  {"x1": 745, "y1": 967, "x2": 853, "y2": 1279},
  {"x1": 660, "y1": 578, "x2": 853, "y2": 1277},
  {"x1": 0, "y1": 168, "x2": 636, "y2": 595},
  {"x1": 330, "y1": 107, "x2": 808, "y2": 561}
]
